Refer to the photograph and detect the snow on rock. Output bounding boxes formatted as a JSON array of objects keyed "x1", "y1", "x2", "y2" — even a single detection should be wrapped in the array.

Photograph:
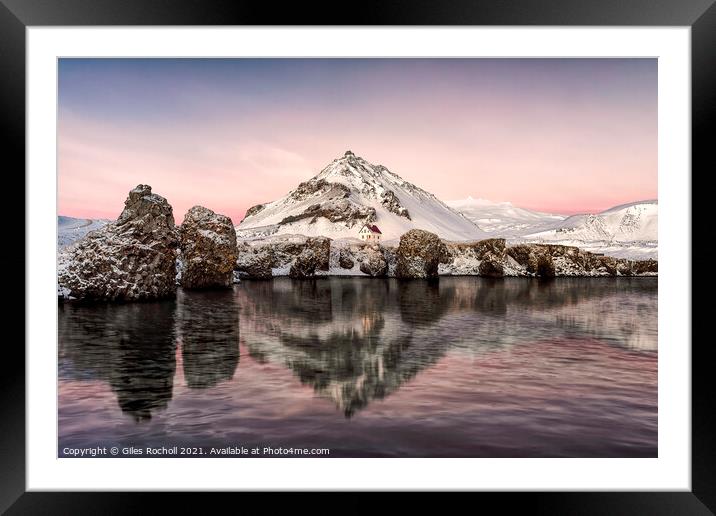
[
  {"x1": 395, "y1": 229, "x2": 451, "y2": 279},
  {"x1": 235, "y1": 234, "x2": 331, "y2": 279},
  {"x1": 57, "y1": 184, "x2": 179, "y2": 301},
  {"x1": 338, "y1": 248, "x2": 355, "y2": 269},
  {"x1": 236, "y1": 232, "x2": 657, "y2": 280},
  {"x1": 237, "y1": 150, "x2": 487, "y2": 241},
  {"x1": 440, "y1": 238, "x2": 510, "y2": 277},
  {"x1": 289, "y1": 249, "x2": 320, "y2": 279},
  {"x1": 358, "y1": 245, "x2": 389, "y2": 277},
  {"x1": 287, "y1": 237, "x2": 331, "y2": 279},
  {"x1": 179, "y1": 205, "x2": 238, "y2": 289},
  {"x1": 440, "y1": 239, "x2": 656, "y2": 278},
  {"x1": 234, "y1": 242, "x2": 274, "y2": 279}
]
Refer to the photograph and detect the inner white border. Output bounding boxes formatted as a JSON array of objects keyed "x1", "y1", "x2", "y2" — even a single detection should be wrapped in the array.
[{"x1": 27, "y1": 27, "x2": 691, "y2": 491}]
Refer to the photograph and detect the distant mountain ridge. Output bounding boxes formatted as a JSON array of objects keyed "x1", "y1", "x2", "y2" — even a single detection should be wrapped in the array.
[
  {"x1": 58, "y1": 216, "x2": 110, "y2": 249},
  {"x1": 446, "y1": 197, "x2": 566, "y2": 237},
  {"x1": 447, "y1": 197, "x2": 658, "y2": 260},
  {"x1": 525, "y1": 200, "x2": 658, "y2": 243}
]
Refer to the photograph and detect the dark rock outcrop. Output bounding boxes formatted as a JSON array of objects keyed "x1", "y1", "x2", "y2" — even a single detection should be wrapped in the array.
[
  {"x1": 242, "y1": 203, "x2": 265, "y2": 220},
  {"x1": 234, "y1": 243, "x2": 274, "y2": 280},
  {"x1": 236, "y1": 235, "x2": 331, "y2": 279},
  {"x1": 233, "y1": 232, "x2": 657, "y2": 280},
  {"x1": 395, "y1": 229, "x2": 450, "y2": 279},
  {"x1": 473, "y1": 238, "x2": 507, "y2": 258},
  {"x1": 380, "y1": 190, "x2": 411, "y2": 219},
  {"x1": 632, "y1": 259, "x2": 658, "y2": 274},
  {"x1": 478, "y1": 252, "x2": 505, "y2": 278},
  {"x1": 306, "y1": 237, "x2": 331, "y2": 271},
  {"x1": 443, "y1": 238, "x2": 507, "y2": 276},
  {"x1": 289, "y1": 249, "x2": 318, "y2": 278},
  {"x1": 440, "y1": 240, "x2": 656, "y2": 278},
  {"x1": 536, "y1": 254, "x2": 556, "y2": 278},
  {"x1": 506, "y1": 244, "x2": 555, "y2": 277},
  {"x1": 338, "y1": 249, "x2": 355, "y2": 269},
  {"x1": 288, "y1": 178, "x2": 351, "y2": 202},
  {"x1": 58, "y1": 184, "x2": 179, "y2": 301},
  {"x1": 359, "y1": 246, "x2": 388, "y2": 277},
  {"x1": 506, "y1": 244, "x2": 535, "y2": 271},
  {"x1": 595, "y1": 255, "x2": 618, "y2": 276},
  {"x1": 279, "y1": 198, "x2": 376, "y2": 227},
  {"x1": 179, "y1": 206, "x2": 237, "y2": 289}
]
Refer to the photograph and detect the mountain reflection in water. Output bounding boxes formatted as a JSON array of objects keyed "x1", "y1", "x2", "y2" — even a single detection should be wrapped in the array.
[{"x1": 59, "y1": 277, "x2": 657, "y2": 457}]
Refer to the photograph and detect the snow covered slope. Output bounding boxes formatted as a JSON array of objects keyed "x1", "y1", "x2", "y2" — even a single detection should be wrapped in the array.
[
  {"x1": 448, "y1": 198, "x2": 658, "y2": 260},
  {"x1": 237, "y1": 151, "x2": 487, "y2": 241},
  {"x1": 447, "y1": 197, "x2": 566, "y2": 236},
  {"x1": 58, "y1": 216, "x2": 110, "y2": 249},
  {"x1": 521, "y1": 200, "x2": 658, "y2": 259},
  {"x1": 525, "y1": 200, "x2": 658, "y2": 243}
]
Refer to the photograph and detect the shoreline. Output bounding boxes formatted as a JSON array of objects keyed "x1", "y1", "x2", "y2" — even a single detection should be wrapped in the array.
[{"x1": 58, "y1": 275, "x2": 658, "y2": 305}]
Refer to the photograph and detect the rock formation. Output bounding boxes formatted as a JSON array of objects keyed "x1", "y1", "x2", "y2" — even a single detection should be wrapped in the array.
[
  {"x1": 236, "y1": 235, "x2": 332, "y2": 279},
  {"x1": 58, "y1": 184, "x2": 179, "y2": 301},
  {"x1": 307, "y1": 237, "x2": 331, "y2": 271},
  {"x1": 179, "y1": 205, "x2": 238, "y2": 289},
  {"x1": 359, "y1": 245, "x2": 388, "y2": 277},
  {"x1": 478, "y1": 252, "x2": 505, "y2": 278},
  {"x1": 395, "y1": 229, "x2": 450, "y2": 279},
  {"x1": 444, "y1": 238, "x2": 507, "y2": 276},
  {"x1": 632, "y1": 259, "x2": 658, "y2": 274},
  {"x1": 380, "y1": 189, "x2": 411, "y2": 219},
  {"x1": 234, "y1": 242, "x2": 274, "y2": 279},
  {"x1": 242, "y1": 203, "x2": 265, "y2": 220},
  {"x1": 235, "y1": 229, "x2": 659, "y2": 280},
  {"x1": 279, "y1": 199, "x2": 377, "y2": 227},
  {"x1": 289, "y1": 249, "x2": 319, "y2": 278},
  {"x1": 338, "y1": 249, "x2": 355, "y2": 269},
  {"x1": 236, "y1": 229, "x2": 658, "y2": 280},
  {"x1": 502, "y1": 244, "x2": 557, "y2": 277}
]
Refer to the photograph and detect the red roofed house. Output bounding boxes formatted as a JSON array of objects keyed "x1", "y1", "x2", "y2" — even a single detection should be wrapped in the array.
[{"x1": 359, "y1": 224, "x2": 382, "y2": 242}]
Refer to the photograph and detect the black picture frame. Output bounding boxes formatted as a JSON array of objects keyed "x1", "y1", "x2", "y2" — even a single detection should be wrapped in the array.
[{"x1": 2, "y1": 0, "x2": 711, "y2": 512}]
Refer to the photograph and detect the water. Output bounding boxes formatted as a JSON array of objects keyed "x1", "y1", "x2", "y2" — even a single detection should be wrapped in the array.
[{"x1": 58, "y1": 277, "x2": 657, "y2": 457}]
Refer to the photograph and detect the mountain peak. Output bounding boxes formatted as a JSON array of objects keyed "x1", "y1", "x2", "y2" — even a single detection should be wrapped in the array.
[
  {"x1": 237, "y1": 153, "x2": 487, "y2": 241},
  {"x1": 335, "y1": 149, "x2": 366, "y2": 168}
]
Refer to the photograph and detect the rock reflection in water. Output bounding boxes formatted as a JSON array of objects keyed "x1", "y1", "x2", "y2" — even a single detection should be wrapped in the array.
[
  {"x1": 59, "y1": 289, "x2": 241, "y2": 421},
  {"x1": 176, "y1": 289, "x2": 240, "y2": 389},
  {"x1": 59, "y1": 301, "x2": 178, "y2": 421}
]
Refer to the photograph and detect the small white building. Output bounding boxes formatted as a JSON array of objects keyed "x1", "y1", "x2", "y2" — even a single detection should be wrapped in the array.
[{"x1": 359, "y1": 224, "x2": 382, "y2": 242}]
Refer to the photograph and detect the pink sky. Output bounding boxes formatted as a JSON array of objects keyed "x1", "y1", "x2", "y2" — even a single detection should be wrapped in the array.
[{"x1": 58, "y1": 58, "x2": 657, "y2": 223}]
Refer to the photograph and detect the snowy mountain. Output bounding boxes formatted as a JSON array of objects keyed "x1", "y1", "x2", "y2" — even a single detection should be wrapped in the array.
[
  {"x1": 524, "y1": 200, "x2": 658, "y2": 243},
  {"x1": 237, "y1": 151, "x2": 487, "y2": 241},
  {"x1": 447, "y1": 197, "x2": 566, "y2": 237},
  {"x1": 58, "y1": 216, "x2": 110, "y2": 249},
  {"x1": 448, "y1": 198, "x2": 658, "y2": 260},
  {"x1": 521, "y1": 200, "x2": 658, "y2": 260}
]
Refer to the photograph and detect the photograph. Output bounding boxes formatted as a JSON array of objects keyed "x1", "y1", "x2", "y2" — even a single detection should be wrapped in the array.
[{"x1": 56, "y1": 57, "x2": 658, "y2": 459}]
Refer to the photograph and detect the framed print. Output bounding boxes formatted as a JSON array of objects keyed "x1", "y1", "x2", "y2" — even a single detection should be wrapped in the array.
[{"x1": 2, "y1": 0, "x2": 713, "y2": 512}]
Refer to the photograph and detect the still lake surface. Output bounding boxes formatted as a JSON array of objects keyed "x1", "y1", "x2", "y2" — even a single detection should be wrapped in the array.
[{"x1": 59, "y1": 277, "x2": 657, "y2": 457}]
